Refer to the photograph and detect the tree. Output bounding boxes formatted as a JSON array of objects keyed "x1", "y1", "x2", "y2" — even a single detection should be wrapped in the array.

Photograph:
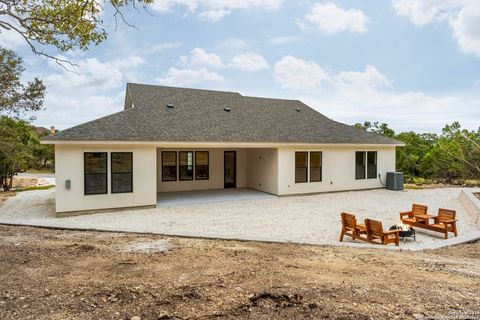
[
  {"x1": 32, "y1": 129, "x2": 54, "y2": 168},
  {"x1": 395, "y1": 132, "x2": 437, "y2": 178},
  {"x1": 355, "y1": 119, "x2": 480, "y2": 183},
  {"x1": 354, "y1": 121, "x2": 395, "y2": 138},
  {"x1": 0, "y1": 0, "x2": 154, "y2": 63},
  {"x1": 0, "y1": 116, "x2": 39, "y2": 191},
  {"x1": 435, "y1": 122, "x2": 480, "y2": 179},
  {"x1": 0, "y1": 47, "x2": 45, "y2": 119}
]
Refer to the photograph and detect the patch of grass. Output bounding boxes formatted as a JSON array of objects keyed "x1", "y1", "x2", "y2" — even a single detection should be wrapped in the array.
[
  {"x1": 405, "y1": 176, "x2": 480, "y2": 187},
  {"x1": 25, "y1": 168, "x2": 54, "y2": 174},
  {"x1": 462, "y1": 179, "x2": 480, "y2": 187},
  {"x1": 404, "y1": 184, "x2": 424, "y2": 190},
  {"x1": 15, "y1": 185, "x2": 55, "y2": 192},
  {"x1": 410, "y1": 177, "x2": 435, "y2": 185}
]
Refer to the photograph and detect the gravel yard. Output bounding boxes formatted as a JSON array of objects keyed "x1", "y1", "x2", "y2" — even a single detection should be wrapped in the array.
[{"x1": 0, "y1": 188, "x2": 478, "y2": 249}]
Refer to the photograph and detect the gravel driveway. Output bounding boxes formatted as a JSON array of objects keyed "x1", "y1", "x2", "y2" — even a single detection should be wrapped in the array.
[{"x1": 0, "y1": 188, "x2": 478, "y2": 249}]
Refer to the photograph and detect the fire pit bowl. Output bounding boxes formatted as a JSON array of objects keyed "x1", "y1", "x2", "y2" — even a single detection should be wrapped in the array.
[{"x1": 390, "y1": 223, "x2": 416, "y2": 243}]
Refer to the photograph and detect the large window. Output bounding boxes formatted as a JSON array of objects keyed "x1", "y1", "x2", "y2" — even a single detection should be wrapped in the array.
[
  {"x1": 179, "y1": 151, "x2": 193, "y2": 181},
  {"x1": 355, "y1": 151, "x2": 366, "y2": 180},
  {"x1": 367, "y1": 151, "x2": 377, "y2": 179},
  {"x1": 295, "y1": 152, "x2": 308, "y2": 183},
  {"x1": 84, "y1": 152, "x2": 107, "y2": 195},
  {"x1": 195, "y1": 151, "x2": 209, "y2": 180},
  {"x1": 162, "y1": 151, "x2": 177, "y2": 181},
  {"x1": 111, "y1": 152, "x2": 133, "y2": 193},
  {"x1": 310, "y1": 152, "x2": 322, "y2": 182}
]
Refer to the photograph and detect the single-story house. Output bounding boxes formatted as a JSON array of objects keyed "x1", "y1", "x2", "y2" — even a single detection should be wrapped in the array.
[{"x1": 43, "y1": 83, "x2": 404, "y2": 214}]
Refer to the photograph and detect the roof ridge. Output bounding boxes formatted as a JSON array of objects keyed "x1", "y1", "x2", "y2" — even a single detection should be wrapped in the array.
[
  {"x1": 241, "y1": 95, "x2": 301, "y2": 103},
  {"x1": 128, "y1": 82, "x2": 306, "y2": 104},
  {"x1": 127, "y1": 82, "x2": 242, "y2": 96}
]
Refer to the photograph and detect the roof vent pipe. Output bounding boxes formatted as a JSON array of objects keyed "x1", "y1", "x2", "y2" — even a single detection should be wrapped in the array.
[
  {"x1": 296, "y1": 107, "x2": 301, "y2": 112},
  {"x1": 166, "y1": 103, "x2": 174, "y2": 108},
  {"x1": 224, "y1": 107, "x2": 231, "y2": 112}
]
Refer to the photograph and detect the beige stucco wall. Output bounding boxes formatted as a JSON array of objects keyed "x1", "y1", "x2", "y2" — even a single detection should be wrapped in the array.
[
  {"x1": 277, "y1": 146, "x2": 396, "y2": 195},
  {"x1": 54, "y1": 143, "x2": 397, "y2": 213},
  {"x1": 55, "y1": 144, "x2": 157, "y2": 213},
  {"x1": 156, "y1": 148, "x2": 247, "y2": 192},
  {"x1": 246, "y1": 148, "x2": 278, "y2": 194}
]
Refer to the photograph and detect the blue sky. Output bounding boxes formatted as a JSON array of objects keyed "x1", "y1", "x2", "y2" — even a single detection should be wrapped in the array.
[{"x1": 1, "y1": 0, "x2": 479, "y2": 133}]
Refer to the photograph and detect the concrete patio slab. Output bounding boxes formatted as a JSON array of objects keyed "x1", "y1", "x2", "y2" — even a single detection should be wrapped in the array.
[
  {"x1": 157, "y1": 188, "x2": 276, "y2": 207},
  {"x1": 0, "y1": 187, "x2": 479, "y2": 250}
]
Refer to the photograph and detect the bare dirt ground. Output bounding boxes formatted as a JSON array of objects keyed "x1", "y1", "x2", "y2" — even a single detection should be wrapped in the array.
[
  {"x1": 0, "y1": 225, "x2": 479, "y2": 320},
  {"x1": 0, "y1": 192, "x2": 15, "y2": 207}
]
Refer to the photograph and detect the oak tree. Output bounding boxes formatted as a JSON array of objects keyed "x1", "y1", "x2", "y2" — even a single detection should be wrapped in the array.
[
  {"x1": 0, "y1": 0, "x2": 154, "y2": 63},
  {"x1": 0, "y1": 47, "x2": 45, "y2": 119}
]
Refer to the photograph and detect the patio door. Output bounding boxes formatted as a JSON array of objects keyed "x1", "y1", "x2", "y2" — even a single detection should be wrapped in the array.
[{"x1": 224, "y1": 151, "x2": 236, "y2": 188}]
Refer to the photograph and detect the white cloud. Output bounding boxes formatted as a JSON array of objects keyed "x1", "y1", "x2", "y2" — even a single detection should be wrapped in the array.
[
  {"x1": 0, "y1": 29, "x2": 25, "y2": 49},
  {"x1": 44, "y1": 56, "x2": 145, "y2": 91},
  {"x1": 157, "y1": 48, "x2": 270, "y2": 86},
  {"x1": 198, "y1": 9, "x2": 230, "y2": 22},
  {"x1": 272, "y1": 55, "x2": 479, "y2": 132},
  {"x1": 34, "y1": 91, "x2": 125, "y2": 130},
  {"x1": 298, "y1": 2, "x2": 368, "y2": 34},
  {"x1": 151, "y1": 0, "x2": 283, "y2": 21},
  {"x1": 177, "y1": 47, "x2": 269, "y2": 72},
  {"x1": 268, "y1": 35, "x2": 303, "y2": 45},
  {"x1": 180, "y1": 47, "x2": 224, "y2": 68},
  {"x1": 230, "y1": 53, "x2": 269, "y2": 71},
  {"x1": 335, "y1": 65, "x2": 392, "y2": 90},
  {"x1": 274, "y1": 55, "x2": 331, "y2": 91},
  {"x1": 111, "y1": 56, "x2": 145, "y2": 69},
  {"x1": 0, "y1": 17, "x2": 28, "y2": 50},
  {"x1": 156, "y1": 67, "x2": 225, "y2": 86},
  {"x1": 143, "y1": 42, "x2": 183, "y2": 54},
  {"x1": 304, "y1": 89, "x2": 480, "y2": 133},
  {"x1": 392, "y1": 0, "x2": 460, "y2": 26},
  {"x1": 449, "y1": 3, "x2": 480, "y2": 56},
  {"x1": 35, "y1": 54, "x2": 146, "y2": 129},
  {"x1": 274, "y1": 55, "x2": 394, "y2": 91},
  {"x1": 274, "y1": 56, "x2": 391, "y2": 93},
  {"x1": 151, "y1": 0, "x2": 199, "y2": 12},
  {"x1": 392, "y1": 0, "x2": 480, "y2": 56}
]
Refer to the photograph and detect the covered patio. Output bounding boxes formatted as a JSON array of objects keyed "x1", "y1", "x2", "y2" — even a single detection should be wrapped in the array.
[
  {"x1": 157, "y1": 188, "x2": 277, "y2": 207},
  {"x1": 156, "y1": 147, "x2": 278, "y2": 197}
]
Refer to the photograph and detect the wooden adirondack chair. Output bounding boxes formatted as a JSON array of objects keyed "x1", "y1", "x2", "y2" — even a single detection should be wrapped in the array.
[
  {"x1": 399, "y1": 204, "x2": 428, "y2": 224},
  {"x1": 339, "y1": 212, "x2": 367, "y2": 242},
  {"x1": 365, "y1": 218, "x2": 400, "y2": 246},
  {"x1": 430, "y1": 208, "x2": 458, "y2": 239}
]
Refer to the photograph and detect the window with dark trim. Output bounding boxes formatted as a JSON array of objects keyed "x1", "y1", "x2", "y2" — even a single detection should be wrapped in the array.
[
  {"x1": 84, "y1": 152, "x2": 107, "y2": 195},
  {"x1": 195, "y1": 151, "x2": 209, "y2": 180},
  {"x1": 355, "y1": 151, "x2": 366, "y2": 180},
  {"x1": 179, "y1": 151, "x2": 194, "y2": 181},
  {"x1": 111, "y1": 152, "x2": 133, "y2": 193},
  {"x1": 367, "y1": 151, "x2": 377, "y2": 179},
  {"x1": 295, "y1": 152, "x2": 308, "y2": 183},
  {"x1": 162, "y1": 151, "x2": 177, "y2": 181},
  {"x1": 310, "y1": 152, "x2": 322, "y2": 182}
]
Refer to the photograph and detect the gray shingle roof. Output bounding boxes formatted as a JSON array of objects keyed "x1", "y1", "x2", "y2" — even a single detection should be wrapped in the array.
[{"x1": 43, "y1": 83, "x2": 402, "y2": 145}]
